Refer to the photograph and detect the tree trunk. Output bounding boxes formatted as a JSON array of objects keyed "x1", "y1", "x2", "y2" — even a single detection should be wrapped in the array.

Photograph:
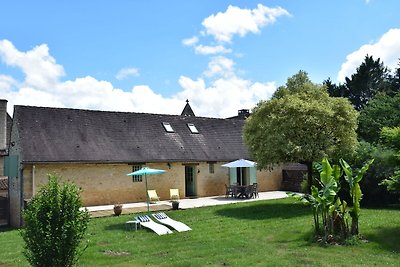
[{"x1": 351, "y1": 217, "x2": 359, "y2": 235}]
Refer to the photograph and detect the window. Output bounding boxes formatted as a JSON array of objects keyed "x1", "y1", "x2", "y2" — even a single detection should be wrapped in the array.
[
  {"x1": 208, "y1": 162, "x2": 215, "y2": 174},
  {"x1": 162, "y1": 122, "x2": 174, "y2": 133},
  {"x1": 187, "y1": 123, "x2": 199, "y2": 133},
  {"x1": 131, "y1": 165, "x2": 143, "y2": 182}
]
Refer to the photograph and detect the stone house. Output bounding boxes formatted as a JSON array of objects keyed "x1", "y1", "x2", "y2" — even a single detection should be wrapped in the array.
[
  {"x1": 0, "y1": 100, "x2": 12, "y2": 226},
  {"x1": 1, "y1": 100, "x2": 283, "y2": 227}
]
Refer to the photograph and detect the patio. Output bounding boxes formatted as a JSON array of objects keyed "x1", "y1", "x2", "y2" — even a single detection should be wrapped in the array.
[{"x1": 85, "y1": 191, "x2": 289, "y2": 217}]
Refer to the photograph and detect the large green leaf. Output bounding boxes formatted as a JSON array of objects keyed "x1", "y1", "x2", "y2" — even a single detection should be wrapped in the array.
[
  {"x1": 340, "y1": 159, "x2": 352, "y2": 180},
  {"x1": 320, "y1": 158, "x2": 333, "y2": 186},
  {"x1": 354, "y1": 159, "x2": 374, "y2": 183},
  {"x1": 332, "y1": 164, "x2": 342, "y2": 182}
]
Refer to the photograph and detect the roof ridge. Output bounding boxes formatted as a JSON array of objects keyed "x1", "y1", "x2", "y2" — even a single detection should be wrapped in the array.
[{"x1": 13, "y1": 104, "x2": 233, "y2": 121}]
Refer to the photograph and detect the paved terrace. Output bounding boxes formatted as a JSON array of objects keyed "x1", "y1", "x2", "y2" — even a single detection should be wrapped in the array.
[{"x1": 86, "y1": 191, "x2": 289, "y2": 218}]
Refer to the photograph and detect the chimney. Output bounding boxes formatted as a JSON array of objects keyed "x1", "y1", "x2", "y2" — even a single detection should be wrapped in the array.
[
  {"x1": 238, "y1": 109, "x2": 250, "y2": 120},
  {"x1": 0, "y1": 99, "x2": 7, "y2": 152}
]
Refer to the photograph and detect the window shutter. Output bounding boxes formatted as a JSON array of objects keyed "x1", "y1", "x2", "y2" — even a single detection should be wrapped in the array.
[
  {"x1": 249, "y1": 167, "x2": 257, "y2": 184},
  {"x1": 229, "y1": 168, "x2": 237, "y2": 185}
]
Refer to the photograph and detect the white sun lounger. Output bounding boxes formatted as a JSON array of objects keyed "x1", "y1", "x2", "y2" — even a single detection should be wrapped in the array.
[
  {"x1": 152, "y1": 212, "x2": 192, "y2": 232},
  {"x1": 135, "y1": 215, "x2": 173, "y2": 235}
]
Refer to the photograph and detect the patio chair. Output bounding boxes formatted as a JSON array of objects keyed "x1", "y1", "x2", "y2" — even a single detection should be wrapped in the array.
[
  {"x1": 252, "y1": 183, "x2": 259, "y2": 198},
  {"x1": 135, "y1": 215, "x2": 173, "y2": 235},
  {"x1": 245, "y1": 185, "x2": 254, "y2": 198},
  {"x1": 147, "y1": 190, "x2": 160, "y2": 203},
  {"x1": 232, "y1": 184, "x2": 239, "y2": 198},
  {"x1": 152, "y1": 212, "x2": 192, "y2": 232},
  {"x1": 170, "y1": 189, "x2": 180, "y2": 201},
  {"x1": 225, "y1": 184, "x2": 233, "y2": 198}
]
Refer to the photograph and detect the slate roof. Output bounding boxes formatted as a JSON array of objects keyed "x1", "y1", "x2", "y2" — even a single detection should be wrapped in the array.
[{"x1": 12, "y1": 105, "x2": 250, "y2": 163}]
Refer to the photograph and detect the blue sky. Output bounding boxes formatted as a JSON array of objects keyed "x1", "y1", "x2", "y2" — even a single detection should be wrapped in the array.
[{"x1": 1, "y1": 0, "x2": 400, "y2": 117}]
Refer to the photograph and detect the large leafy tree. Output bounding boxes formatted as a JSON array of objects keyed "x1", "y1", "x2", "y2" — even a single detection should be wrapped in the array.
[{"x1": 244, "y1": 71, "x2": 358, "y2": 192}]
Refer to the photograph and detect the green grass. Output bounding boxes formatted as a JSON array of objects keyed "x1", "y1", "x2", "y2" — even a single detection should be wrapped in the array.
[{"x1": 0, "y1": 198, "x2": 399, "y2": 266}]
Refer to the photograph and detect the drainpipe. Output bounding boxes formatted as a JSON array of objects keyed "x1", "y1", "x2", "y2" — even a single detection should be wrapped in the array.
[
  {"x1": 19, "y1": 166, "x2": 24, "y2": 227},
  {"x1": 32, "y1": 165, "x2": 35, "y2": 197}
]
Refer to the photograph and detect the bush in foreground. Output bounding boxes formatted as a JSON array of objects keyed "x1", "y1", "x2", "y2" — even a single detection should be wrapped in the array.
[{"x1": 21, "y1": 174, "x2": 90, "y2": 267}]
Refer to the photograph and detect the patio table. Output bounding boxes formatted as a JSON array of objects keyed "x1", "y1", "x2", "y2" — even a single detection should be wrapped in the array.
[{"x1": 234, "y1": 185, "x2": 252, "y2": 198}]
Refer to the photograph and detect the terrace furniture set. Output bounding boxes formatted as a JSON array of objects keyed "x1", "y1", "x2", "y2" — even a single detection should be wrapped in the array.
[{"x1": 225, "y1": 183, "x2": 259, "y2": 199}]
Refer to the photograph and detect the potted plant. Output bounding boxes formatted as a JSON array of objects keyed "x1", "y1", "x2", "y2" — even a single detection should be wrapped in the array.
[
  {"x1": 113, "y1": 204, "x2": 123, "y2": 216},
  {"x1": 171, "y1": 200, "x2": 179, "y2": 210}
]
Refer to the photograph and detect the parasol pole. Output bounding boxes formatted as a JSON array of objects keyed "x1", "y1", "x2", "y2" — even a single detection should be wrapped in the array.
[{"x1": 144, "y1": 174, "x2": 150, "y2": 214}]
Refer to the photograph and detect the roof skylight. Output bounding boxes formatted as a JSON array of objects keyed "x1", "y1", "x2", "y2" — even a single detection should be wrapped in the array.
[
  {"x1": 187, "y1": 123, "x2": 199, "y2": 134},
  {"x1": 162, "y1": 122, "x2": 174, "y2": 133}
]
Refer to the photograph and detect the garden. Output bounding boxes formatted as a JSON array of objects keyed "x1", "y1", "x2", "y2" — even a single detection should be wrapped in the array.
[{"x1": 0, "y1": 197, "x2": 399, "y2": 266}]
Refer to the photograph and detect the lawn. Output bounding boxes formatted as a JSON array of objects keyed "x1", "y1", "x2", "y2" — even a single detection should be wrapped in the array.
[{"x1": 0, "y1": 198, "x2": 399, "y2": 266}]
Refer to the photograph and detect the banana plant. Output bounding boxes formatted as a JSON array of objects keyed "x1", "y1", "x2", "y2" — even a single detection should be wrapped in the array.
[
  {"x1": 293, "y1": 158, "x2": 342, "y2": 238},
  {"x1": 340, "y1": 158, "x2": 374, "y2": 235},
  {"x1": 329, "y1": 198, "x2": 349, "y2": 238}
]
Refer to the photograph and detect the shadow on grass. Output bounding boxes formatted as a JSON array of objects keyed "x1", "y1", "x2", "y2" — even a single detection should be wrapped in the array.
[
  {"x1": 216, "y1": 201, "x2": 310, "y2": 220},
  {"x1": 0, "y1": 226, "x2": 16, "y2": 233},
  {"x1": 364, "y1": 204, "x2": 400, "y2": 211},
  {"x1": 366, "y1": 226, "x2": 400, "y2": 253}
]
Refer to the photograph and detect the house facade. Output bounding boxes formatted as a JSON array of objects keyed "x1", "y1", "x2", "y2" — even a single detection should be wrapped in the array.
[
  {"x1": 0, "y1": 100, "x2": 12, "y2": 226},
  {"x1": 2, "y1": 100, "x2": 283, "y2": 227}
]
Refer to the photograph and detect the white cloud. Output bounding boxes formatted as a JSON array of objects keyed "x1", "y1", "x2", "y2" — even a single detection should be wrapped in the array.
[
  {"x1": 182, "y1": 36, "x2": 199, "y2": 46},
  {"x1": 337, "y1": 28, "x2": 400, "y2": 82},
  {"x1": 202, "y1": 4, "x2": 289, "y2": 43},
  {"x1": 0, "y1": 74, "x2": 18, "y2": 93},
  {"x1": 0, "y1": 40, "x2": 65, "y2": 90},
  {"x1": 177, "y1": 75, "x2": 276, "y2": 118},
  {"x1": 203, "y1": 56, "x2": 235, "y2": 78},
  {"x1": 194, "y1": 45, "x2": 232, "y2": 55},
  {"x1": 0, "y1": 40, "x2": 277, "y2": 117},
  {"x1": 115, "y1": 67, "x2": 140, "y2": 80}
]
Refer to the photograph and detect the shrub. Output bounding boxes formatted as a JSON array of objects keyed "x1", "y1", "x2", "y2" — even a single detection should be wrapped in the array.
[
  {"x1": 21, "y1": 174, "x2": 90, "y2": 267},
  {"x1": 351, "y1": 141, "x2": 398, "y2": 205}
]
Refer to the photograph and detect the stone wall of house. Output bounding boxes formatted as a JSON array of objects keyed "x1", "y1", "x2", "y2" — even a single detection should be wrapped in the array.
[
  {"x1": 257, "y1": 166, "x2": 283, "y2": 191},
  {"x1": 22, "y1": 161, "x2": 283, "y2": 206},
  {"x1": 22, "y1": 163, "x2": 179, "y2": 206},
  {"x1": 8, "y1": 114, "x2": 23, "y2": 227},
  {"x1": 0, "y1": 159, "x2": 4, "y2": 178}
]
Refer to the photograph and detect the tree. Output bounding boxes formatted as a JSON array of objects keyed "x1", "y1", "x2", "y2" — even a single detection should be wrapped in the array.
[
  {"x1": 380, "y1": 127, "x2": 400, "y2": 194},
  {"x1": 358, "y1": 92, "x2": 400, "y2": 143},
  {"x1": 244, "y1": 71, "x2": 358, "y2": 192},
  {"x1": 349, "y1": 141, "x2": 398, "y2": 205},
  {"x1": 272, "y1": 70, "x2": 313, "y2": 98},
  {"x1": 324, "y1": 77, "x2": 346, "y2": 98},
  {"x1": 21, "y1": 174, "x2": 90, "y2": 267},
  {"x1": 390, "y1": 59, "x2": 400, "y2": 93},
  {"x1": 343, "y1": 55, "x2": 391, "y2": 111}
]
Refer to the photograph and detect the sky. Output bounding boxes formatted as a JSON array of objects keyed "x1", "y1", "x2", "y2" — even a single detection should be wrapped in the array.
[{"x1": 1, "y1": 0, "x2": 400, "y2": 118}]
